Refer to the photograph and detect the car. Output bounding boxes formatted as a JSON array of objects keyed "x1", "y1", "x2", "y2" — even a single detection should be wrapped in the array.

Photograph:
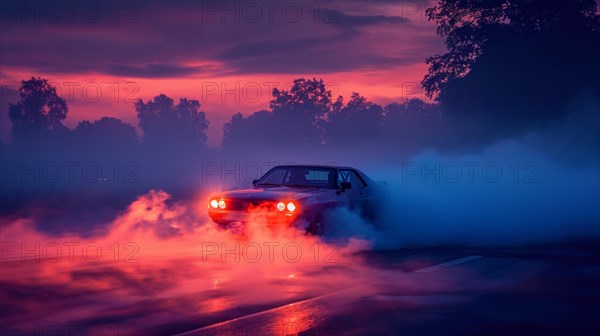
[{"x1": 207, "y1": 165, "x2": 387, "y2": 235}]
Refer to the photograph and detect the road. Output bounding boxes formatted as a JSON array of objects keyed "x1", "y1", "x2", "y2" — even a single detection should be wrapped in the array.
[{"x1": 1, "y1": 241, "x2": 598, "y2": 335}]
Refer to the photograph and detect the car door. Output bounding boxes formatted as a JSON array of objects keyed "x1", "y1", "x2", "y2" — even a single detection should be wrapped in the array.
[{"x1": 337, "y1": 169, "x2": 368, "y2": 213}]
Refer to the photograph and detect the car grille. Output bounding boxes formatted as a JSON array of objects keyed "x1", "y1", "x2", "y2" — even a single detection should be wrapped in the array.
[
  {"x1": 226, "y1": 199, "x2": 273, "y2": 211},
  {"x1": 226, "y1": 200, "x2": 246, "y2": 211}
]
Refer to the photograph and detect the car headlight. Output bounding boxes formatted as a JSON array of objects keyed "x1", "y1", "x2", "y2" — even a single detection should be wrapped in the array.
[
  {"x1": 218, "y1": 200, "x2": 226, "y2": 209},
  {"x1": 276, "y1": 201, "x2": 296, "y2": 212},
  {"x1": 210, "y1": 199, "x2": 219, "y2": 208}
]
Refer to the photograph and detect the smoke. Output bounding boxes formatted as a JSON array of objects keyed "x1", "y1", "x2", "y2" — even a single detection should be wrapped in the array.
[
  {"x1": 4, "y1": 98, "x2": 598, "y2": 251},
  {"x1": 338, "y1": 96, "x2": 600, "y2": 247},
  {"x1": 372, "y1": 143, "x2": 598, "y2": 247},
  {"x1": 1, "y1": 96, "x2": 597, "y2": 333},
  {"x1": 2, "y1": 101, "x2": 598, "y2": 255},
  {"x1": 0, "y1": 189, "x2": 380, "y2": 333}
]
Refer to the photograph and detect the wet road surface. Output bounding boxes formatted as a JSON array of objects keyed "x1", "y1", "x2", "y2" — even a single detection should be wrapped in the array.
[{"x1": 1, "y1": 242, "x2": 599, "y2": 335}]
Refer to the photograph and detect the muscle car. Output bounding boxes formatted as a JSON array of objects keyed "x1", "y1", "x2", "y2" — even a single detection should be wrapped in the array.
[{"x1": 207, "y1": 165, "x2": 387, "y2": 235}]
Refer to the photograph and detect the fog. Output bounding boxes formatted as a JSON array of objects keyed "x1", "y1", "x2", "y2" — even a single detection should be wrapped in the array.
[
  {"x1": 1, "y1": 90, "x2": 598, "y2": 334},
  {"x1": 1, "y1": 79, "x2": 599, "y2": 250},
  {"x1": 339, "y1": 96, "x2": 600, "y2": 247}
]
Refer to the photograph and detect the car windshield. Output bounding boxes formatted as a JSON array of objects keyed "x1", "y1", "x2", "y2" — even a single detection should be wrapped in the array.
[{"x1": 256, "y1": 166, "x2": 336, "y2": 189}]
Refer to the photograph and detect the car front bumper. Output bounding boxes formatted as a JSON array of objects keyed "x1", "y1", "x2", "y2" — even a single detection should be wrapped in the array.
[{"x1": 208, "y1": 209, "x2": 301, "y2": 227}]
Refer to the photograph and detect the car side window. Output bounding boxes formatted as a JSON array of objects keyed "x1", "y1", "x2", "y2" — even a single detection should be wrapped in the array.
[
  {"x1": 261, "y1": 168, "x2": 287, "y2": 184},
  {"x1": 338, "y1": 170, "x2": 365, "y2": 189}
]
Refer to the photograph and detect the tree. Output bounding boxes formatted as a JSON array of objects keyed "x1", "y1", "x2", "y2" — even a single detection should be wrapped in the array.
[
  {"x1": 324, "y1": 92, "x2": 384, "y2": 146},
  {"x1": 421, "y1": 0, "x2": 600, "y2": 142},
  {"x1": 270, "y1": 78, "x2": 335, "y2": 121},
  {"x1": 383, "y1": 98, "x2": 442, "y2": 151},
  {"x1": 74, "y1": 117, "x2": 139, "y2": 148},
  {"x1": 422, "y1": 0, "x2": 600, "y2": 98},
  {"x1": 8, "y1": 77, "x2": 68, "y2": 144},
  {"x1": 270, "y1": 78, "x2": 339, "y2": 146},
  {"x1": 222, "y1": 78, "x2": 341, "y2": 149},
  {"x1": 135, "y1": 94, "x2": 209, "y2": 147}
]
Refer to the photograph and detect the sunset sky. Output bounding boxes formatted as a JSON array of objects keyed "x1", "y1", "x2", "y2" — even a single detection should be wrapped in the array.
[{"x1": 0, "y1": 0, "x2": 444, "y2": 146}]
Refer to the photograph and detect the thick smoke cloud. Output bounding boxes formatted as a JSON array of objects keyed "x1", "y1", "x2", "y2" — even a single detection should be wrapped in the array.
[
  {"x1": 1, "y1": 80, "x2": 598, "y2": 248},
  {"x1": 2, "y1": 1, "x2": 599, "y2": 247}
]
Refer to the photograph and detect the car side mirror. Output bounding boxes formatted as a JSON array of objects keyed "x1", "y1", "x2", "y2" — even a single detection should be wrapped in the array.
[
  {"x1": 252, "y1": 179, "x2": 258, "y2": 186},
  {"x1": 340, "y1": 182, "x2": 351, "y2": 191}
]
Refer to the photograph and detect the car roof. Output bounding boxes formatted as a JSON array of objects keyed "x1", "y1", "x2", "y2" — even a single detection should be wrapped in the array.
[{"x1": 273, "y1": 164, "x2": 357, "y2": 170}]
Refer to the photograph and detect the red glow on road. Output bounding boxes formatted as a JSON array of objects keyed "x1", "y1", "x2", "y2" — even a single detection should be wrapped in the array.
[{"x1": 0, "y1": 190, "x2": 375, "y2": 334}]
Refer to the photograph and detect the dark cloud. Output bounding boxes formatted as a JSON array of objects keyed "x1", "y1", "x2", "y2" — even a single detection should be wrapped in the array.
[
  {"x1": 218, "y1": 34, "x2": 346, "y2": 61},
  {"x1": 317, "y1": 9, "x2": 410, "y2": 27},
  {"x1": 105, "y1": 63, "x2": 209, "y2": 78},
  {"x1": 222, "y1": 48, "x2": 423, "y2": 74},
  {"x1": 214, "y1": 8, "x2": 431, "y2": 74},
  {"x1": 0, "y1": 1, "x2": 437, "y2": 77}
]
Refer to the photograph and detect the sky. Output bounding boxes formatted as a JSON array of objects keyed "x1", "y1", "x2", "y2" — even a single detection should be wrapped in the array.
[{"x1": 0, "y1": 0, "x2": 443, "y2": 146}]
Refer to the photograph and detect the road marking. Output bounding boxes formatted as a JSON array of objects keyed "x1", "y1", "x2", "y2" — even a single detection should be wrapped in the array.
[
  {"x1": 174, "y1": 255, "x2": 483, "y2": 336},
  {"x1": 414, "y1": 255, "x2": 482, "y2": 273}
]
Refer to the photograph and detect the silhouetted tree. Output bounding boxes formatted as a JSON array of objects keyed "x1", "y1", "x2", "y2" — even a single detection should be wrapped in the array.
[
  {"x1": 324, "y1": 92, "x2": 384, "y2": 146},
  {"x1": 8, "y1": 77, "x2": 68, "y2": 145},
  {"x1": 223, "y1": 111, "x2": 266, "y2": 148},
  {"x1": 270, "y1": 78, "x2": 338, "y2": 147},
  {"x1": 74, "y1": 117, "x2": 139, "y2": 149},
  {"x1": 135, "y1": 94, "x2": 209, "y2": 148},
  {"x1": 222, "y1": 78, "x2": 341, "y2": 149},
  {"x1": 383, "y1": 98, "x2": 442, "y2": 152},
  {"x1": 422, "y1": 0, "x2": 600, "y2": 146},
  {"x1": 271, "y1": 78, "x2": 335, "y2": 121},
  {"x1": 422, "y1": 0, "x2": 600, "y2": 98}
]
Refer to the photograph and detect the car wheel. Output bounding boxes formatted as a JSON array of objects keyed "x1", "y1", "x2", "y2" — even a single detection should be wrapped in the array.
[{"x1": 307, "y1": 214, "x2": 324, "y2": 236}]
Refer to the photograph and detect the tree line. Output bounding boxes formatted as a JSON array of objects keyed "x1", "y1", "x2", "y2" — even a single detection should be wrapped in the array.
[{"x1": 5, "y1": 77, "x2": 441, "y2": 153}]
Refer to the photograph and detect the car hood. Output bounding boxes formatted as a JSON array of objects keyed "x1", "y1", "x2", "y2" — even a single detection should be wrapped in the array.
[{"x1": 217, "y1": 187, "x2": 327, "y2": 201}]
